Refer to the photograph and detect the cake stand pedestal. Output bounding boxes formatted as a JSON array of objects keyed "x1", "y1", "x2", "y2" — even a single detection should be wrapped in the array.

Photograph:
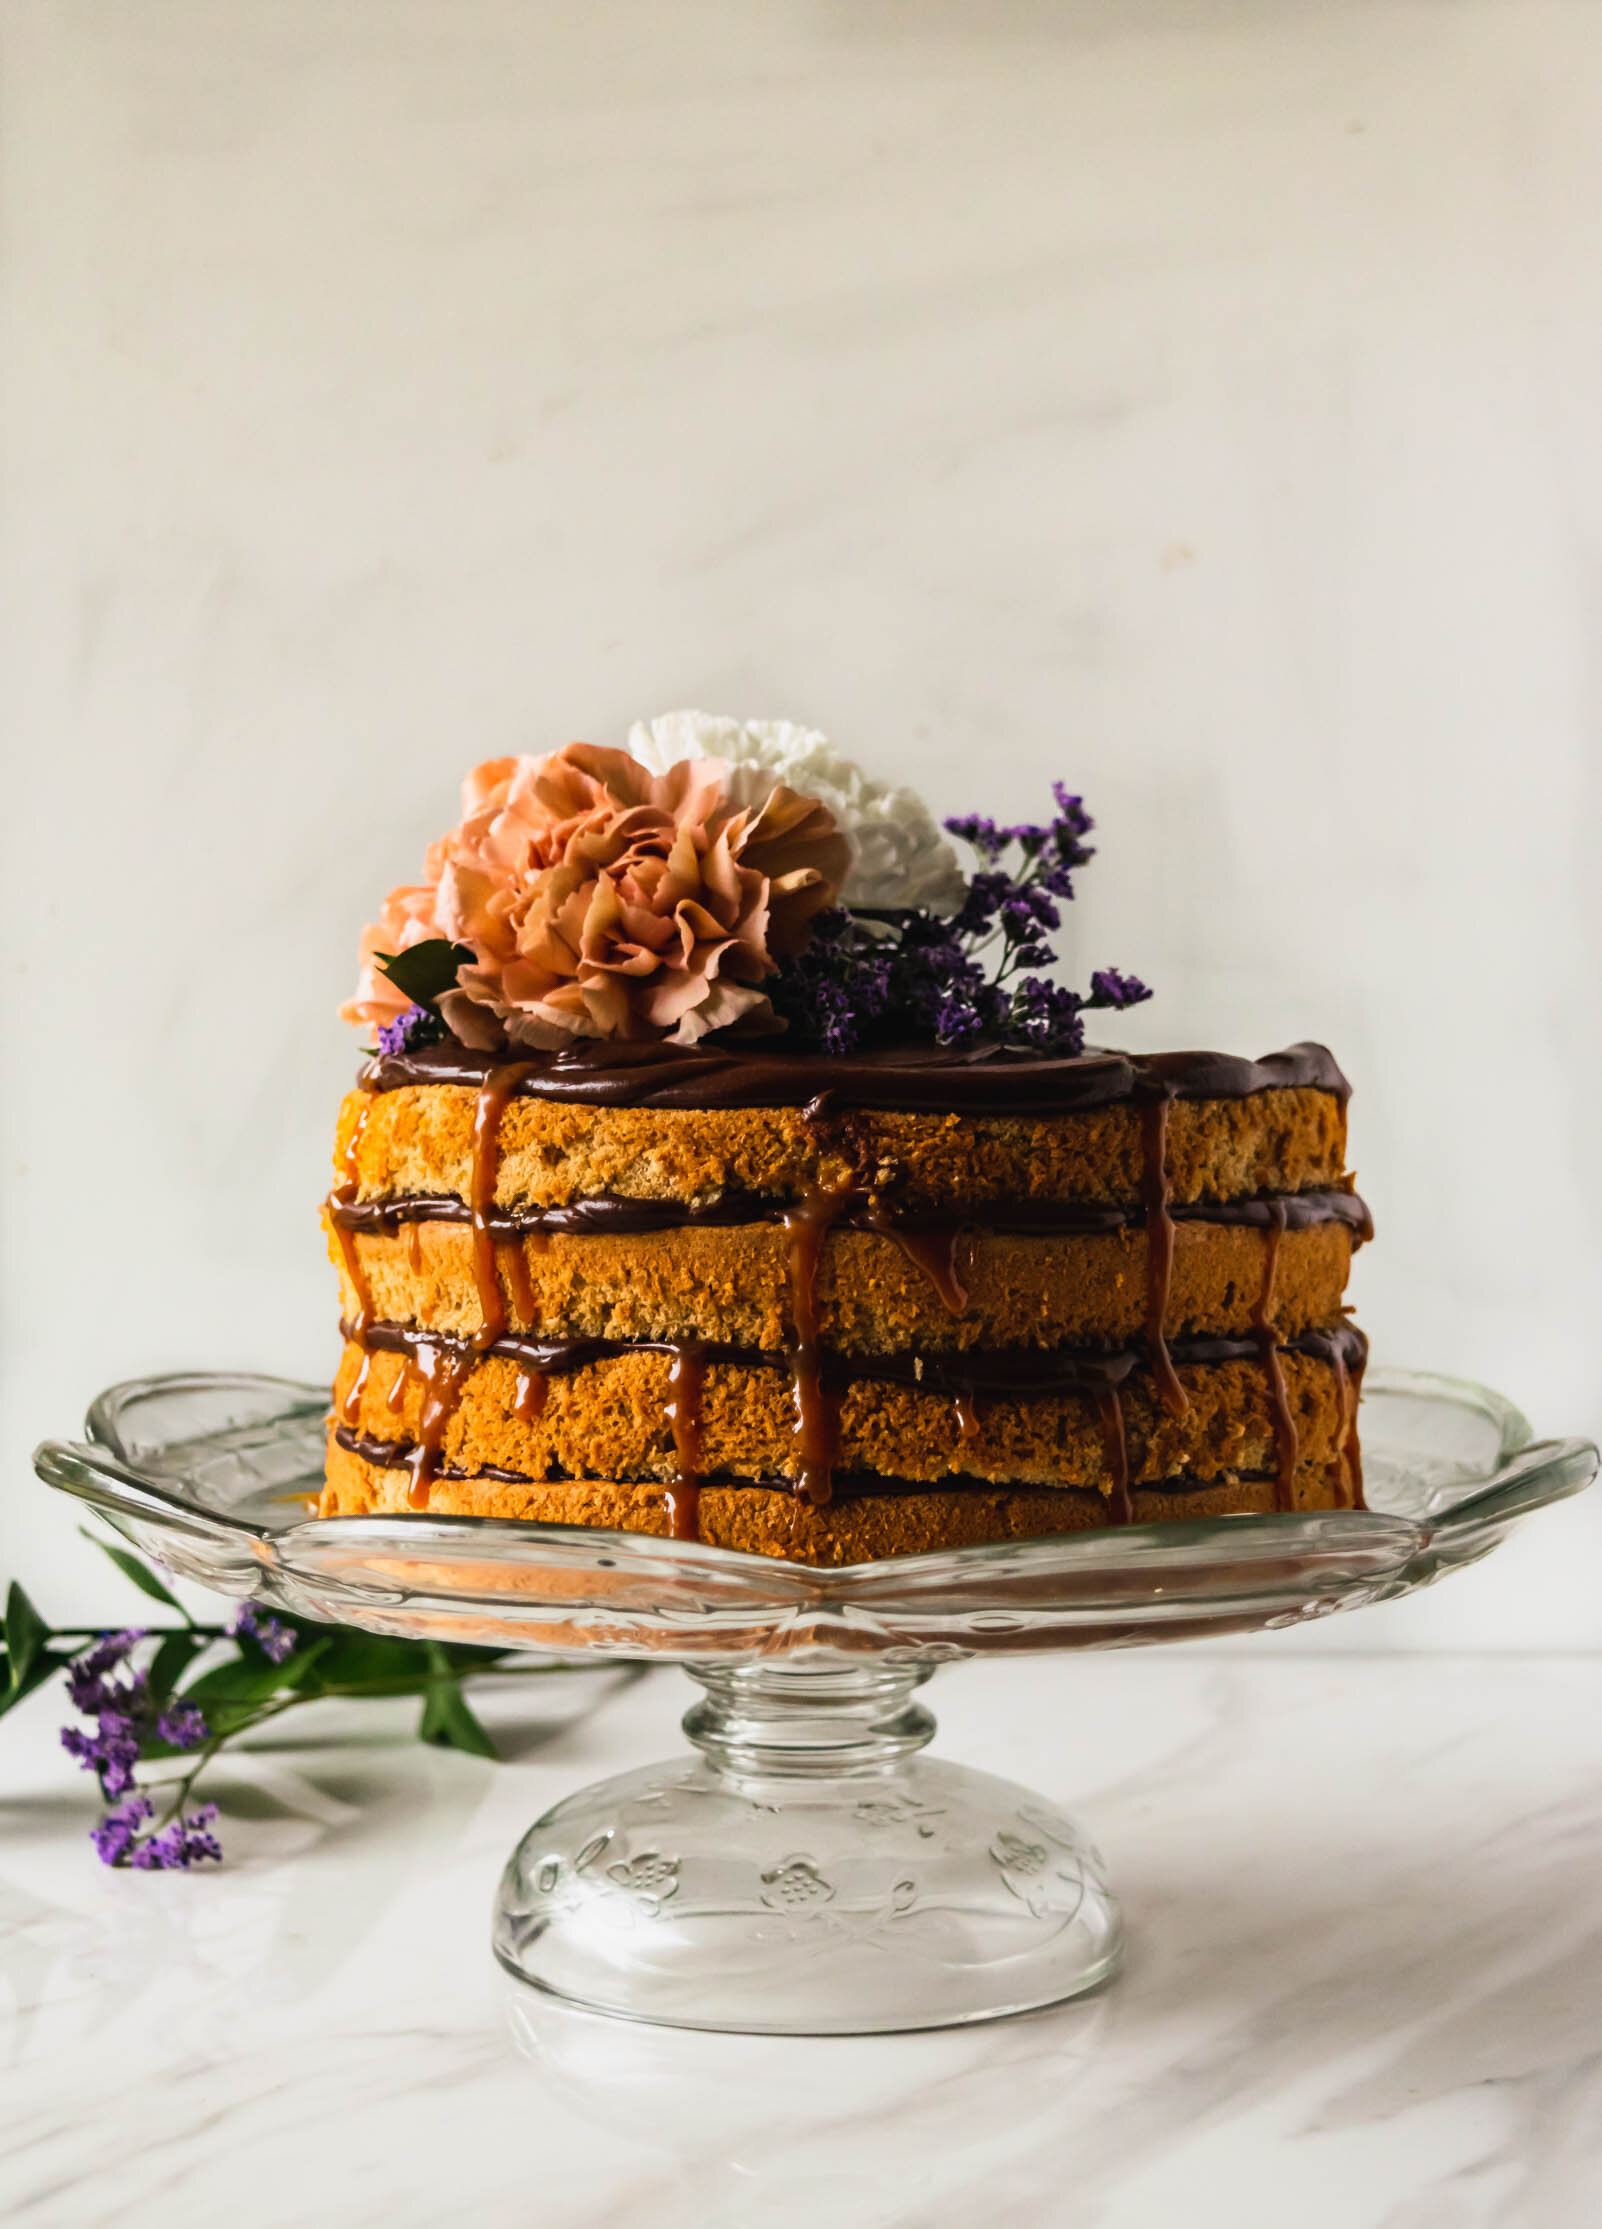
[
  {"x1": 496, "y1": 1663, "x2": 1119, "y2": 2031},
  {"x1": 34, "y1": 1369, "x2": 1595, "y2": 2036}
]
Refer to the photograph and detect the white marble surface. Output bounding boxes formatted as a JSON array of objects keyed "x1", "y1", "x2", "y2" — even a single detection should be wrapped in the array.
[
  {"x1": 3, "y1": 0, "x2": 1602, "y2": 1641},
  {"x1": 4, "y1": 1650, "x2": 1602, "y2": 2227}
]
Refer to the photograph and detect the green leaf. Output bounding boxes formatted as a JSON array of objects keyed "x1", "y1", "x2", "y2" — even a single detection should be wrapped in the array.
[
  {"x1": 418, "y1": 1647, "x2": 498, "y2": 1759},
  {"x1": 0, "y1": 1645, "x2": 69, "y2": 1720},
  {"x1": 5, "y1": 1582, "x2": 49, "y2": 1694},
  {"x1": 177, "y1": 1658, "x2": 266, "y2": 1710},
  {"x1": 434, "y1": 1640, "x2": 522, "y2": 1675},
  {"x1": 80, "y1": 1531, "x2": 189, "y2": 1619},
  {"x1": 148, "y1": 1629, "x2": 209, "y2": 1703},
  {"x1": 301, "y1": 1631, "x2": 432, "y2": 1694},
  {"x1": 183, "y1": 1638, "x2": 330, "y2": 1714},
  {"x1": 418, "y1": 1683, "x2": 498, "y2": 1759},
  {"x1": 375, "y1": 939, "x2": 473, "y2": 1013}
]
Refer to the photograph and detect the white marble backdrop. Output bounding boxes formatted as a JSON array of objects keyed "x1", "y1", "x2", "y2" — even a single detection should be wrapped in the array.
[{"x1": 3, "y1": 0, "x2": 1599, "y2": 1636}]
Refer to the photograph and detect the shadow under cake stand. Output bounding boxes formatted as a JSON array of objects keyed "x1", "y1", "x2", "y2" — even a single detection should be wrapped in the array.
[{"x1": 35, "y1": 1369, "x2": 1597, "y2": 2036}]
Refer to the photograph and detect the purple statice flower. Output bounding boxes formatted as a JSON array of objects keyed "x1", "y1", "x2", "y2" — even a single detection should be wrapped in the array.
[
  {"x1": 376, "y1": 1003, "x2": 440, "y2": 1058},
  {"x1": 773, "y1": 776, "x2": 1152, "y2": 1057},
  {"x1": 874, "y1": 913, "x2": 983, "y2": 1047},
  {"x1": 65, "y1": 1629, "x2": 146, "y2": 1717},
  {"x1": 230, "y1": 1602, "x2": 297, "y2": 1665},
  {"x1": 768, "y1": 910, "x2": 896, "y2": 1055},
  {"x1": 129, "y1": 1804, "x2": 222, "y2": 1872},
  {"x1": 942, "y1": 813, "x2": 1007, "y2": 861},
  {"x1": 1008, "y1": 978, "x2": 1088, "y2": 1054},
  {"x1": 65, "y1": 1632, "x2": 226, "y2": 1871},
  {"x1": 91, "y1": 1794, "x2": 155, "y2": 1866},
  {"x1": 951, "y1": 869, "x2": 1011, "y2": 941},
  {"x1": 1036, "y1": 790, "x2": 1097, "y2": 898},
  {"x1": 928, "y1": 995, "x2": 986, "y2": 1045},
  {"x1": 156, "y1": 1702, "x2": 209, "y2": 1752},
  {"x1": 61, "y1": 1715, "x2": 143, "y2": 1799},
  {"x1": 1050, "y1": 783, "x2": 1095, "y2": 837},
  {"x1": 89, "y1": 1795, "x2": 223, "y2": 1871},
  {"x1": 1088, "y1": 967, "x2": 1151, "y2": 1012},
  {"x1": 62, "y1": 1630, "x2": 150, "y2": 1799},
  {"x1": 1001, "y1": 886, "x2": 1060, "y2": 937},
  {"x1": 809, "y1": 976, "x2": 873, "y2": 1056}
]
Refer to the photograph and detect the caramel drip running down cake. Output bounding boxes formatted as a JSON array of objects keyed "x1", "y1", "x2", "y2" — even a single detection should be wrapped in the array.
[{"x1": 321, "y1": 714, "x2": 1369, "y2": 1563}]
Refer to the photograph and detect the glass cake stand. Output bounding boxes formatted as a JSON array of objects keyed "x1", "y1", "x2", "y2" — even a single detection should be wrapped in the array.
[{"x1": 34, "y1": 1369, "x2": 1597, "y2": 2036}]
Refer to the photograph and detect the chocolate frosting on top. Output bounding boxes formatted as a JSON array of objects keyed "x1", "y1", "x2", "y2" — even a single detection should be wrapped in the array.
[{"x1": 360, "y1": 1035, "x2": 1350, "y2": 1113}]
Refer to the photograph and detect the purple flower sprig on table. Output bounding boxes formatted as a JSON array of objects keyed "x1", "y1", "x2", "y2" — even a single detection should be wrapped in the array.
[
  {"x1": 770, "y1": 778, "x2": 1152, "y2": 1055},
  {"x1": 54, "y1": 1622, "x2": 219, "y2": 1869},
  {"x1": 92, "y1": 1794, "x2": 223, "y2": 1871},
  {"x1": 3, "y1": 1539, "x2": 575, "y2": 1873}
]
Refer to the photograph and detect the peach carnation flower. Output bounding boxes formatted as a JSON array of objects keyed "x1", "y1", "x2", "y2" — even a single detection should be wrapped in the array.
[{"x1": 342, "y1": 743, "x2": 849, "y2": 1048}]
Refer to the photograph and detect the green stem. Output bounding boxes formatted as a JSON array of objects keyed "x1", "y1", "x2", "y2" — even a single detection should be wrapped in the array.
[
  {"x1": 137, "y1": 1695, "x2": 308, "y2": 1846},
  {"x1": 126, "y1": 1658, "x2": 591, "y2": 1848},
  {"x1": 52, "y1": 1624, "x2": 231, "y2": 1641}
]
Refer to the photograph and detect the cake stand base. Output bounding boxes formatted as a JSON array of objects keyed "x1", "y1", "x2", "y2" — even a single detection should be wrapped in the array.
[{"x1": 493, "y1": 1664, "x2": 1122, "y2": 2034}]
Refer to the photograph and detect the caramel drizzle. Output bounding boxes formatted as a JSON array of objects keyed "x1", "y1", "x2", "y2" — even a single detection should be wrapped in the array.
[
  {"x1": 1349, "y1": 1182, "x2": 1375, "y2": 1247},
  {"x1": 407, "y1": 1061, "x2": 535, "y2": 1509},
  {"x1": 953, "y1": 1388, "x2": 981, "y2": 1449},
  {"x1": 778, "y1": 1113, "x2": 973, "y2": 1504},
  {"x1": 329, "y1": 1090, "x2": 378, "y2": 1428},
  {"x1": 468, "y1": 1065, "x2": 536, "y2": 1342},
  {"x1": 499, "y1": 1239, "x2": 538, "y2": 1331},
  {"x1": 1347, "y1": 1342, "x2": 1368, "y2": 1510},
  {"x1": 512, "y1": 1366, "x2": 548, "y2": 1426},
  {"x1": 406, "y1": 1220, "x2": 424, "y2": 1275},
  {"x1": 663, "y1": 1340, "x2": 706, "y2": 1542},
  {"x1": 1093, "y1": 1384, "x2": 1134, "y2": 1527},
  {"x1": 341, "y1": 1350, "x2": 373, "y2": 1428},
  {"x1": 863, "y1": 1202, "x2": 971, "y2": 1314},
  {"x1": 1328, "y1": 1336, "x2": 1367, "y2": 1510},
  {"x1": 404, "y1": 1337, "x2": 474, "y2": 1506},
  {"x1": 782, "y1": 1178, "x2": 854, "y2": 1506},
  {"x1": 1328, "y1": 1339, "x2": 1352, "y2": 1508},
  {"x1": 1252, "y1": 1200, "x2": 1299, "y2": 1511},
  {"x1": 1138, "y1": 1094, "x2": 1189, "y2": 1417}
]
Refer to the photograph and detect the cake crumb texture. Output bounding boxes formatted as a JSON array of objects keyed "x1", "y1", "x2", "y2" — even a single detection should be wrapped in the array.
[{"x1": 331, "y1": 1084, "x2": 1347, "y2": 1215}]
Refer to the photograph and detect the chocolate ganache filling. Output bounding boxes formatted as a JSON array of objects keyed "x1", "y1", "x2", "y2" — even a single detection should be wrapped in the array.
[
  {"x1": 360, "y1": 1035, "x2": 1350, "y2": 1113},
  {"x1": 327, "y1": 1184, "x2": 1371, "y2": 1241},
  {"x1": 330, "y1": 1426, "x2": 1302, "y2": 1506},
  {"x1": 340, "y1": 1315, "x2": 1367, "y2": 1399}
]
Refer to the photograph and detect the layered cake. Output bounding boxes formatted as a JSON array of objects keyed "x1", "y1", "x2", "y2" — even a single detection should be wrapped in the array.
[{"x1": 322, "y1": 717, "x2": 1368, "y2": 1562}]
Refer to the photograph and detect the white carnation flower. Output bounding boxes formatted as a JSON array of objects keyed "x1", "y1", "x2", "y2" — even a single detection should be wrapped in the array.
[{"x1": 626, "y1": 711, "x2": 967, "y2": 913}]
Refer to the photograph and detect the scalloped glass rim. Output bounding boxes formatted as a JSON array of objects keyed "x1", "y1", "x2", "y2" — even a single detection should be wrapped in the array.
[{"x1": 32, "y1": 1367, "x2": 1598, "y2": 1662}]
